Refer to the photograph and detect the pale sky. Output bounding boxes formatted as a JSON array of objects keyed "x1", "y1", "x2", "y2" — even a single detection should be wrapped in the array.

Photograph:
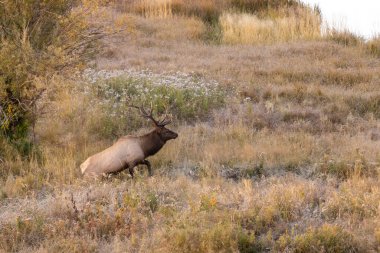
[{"x1": 301, "y1": 0, "x2": 380, "y2": 39}]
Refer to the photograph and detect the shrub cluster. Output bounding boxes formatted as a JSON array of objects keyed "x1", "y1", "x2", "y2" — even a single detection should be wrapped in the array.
[{"x1": 88, "y1": 75, "x2": 225, "y2": 138}]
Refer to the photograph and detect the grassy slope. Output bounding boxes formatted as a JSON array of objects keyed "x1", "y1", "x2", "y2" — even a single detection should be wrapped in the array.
[{"x1": 1, "y1": 5, "x2": 380, "y2": 253}]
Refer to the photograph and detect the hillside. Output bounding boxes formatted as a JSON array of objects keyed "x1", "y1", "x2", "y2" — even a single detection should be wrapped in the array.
[{"x1": 1, "y1": 1, "x2": 380, "y2": 252}]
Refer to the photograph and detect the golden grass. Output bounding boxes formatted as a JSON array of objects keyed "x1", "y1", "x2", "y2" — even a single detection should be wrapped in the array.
[
  {"x1": 1, "y1": 4, "x2": 380, "y2": 252},
  {"x1": 126, "y1": 0, "x2": 224, "y2": 20},
  {"x1": 134, "y1": 0, "x2": 174, "y2": 18},
  {"x1": 118, "y1": 0, "x2": 322, "y2": 44},
  {"x1": 220, "y1": 8, "x2": 321, "y2": 44},
  {"x1": 2, "y1": 174, "x2": 377, "y2": 251},
  {"x1": 366, "y1": 36, "x2": 380, "y2": 57}
]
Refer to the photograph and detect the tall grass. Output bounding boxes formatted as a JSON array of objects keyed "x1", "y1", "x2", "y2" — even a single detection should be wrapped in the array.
[
  {"x1": 325, "y1": 28, "x2": 364, "y2": 47},
  {"x1": 122, "y1": 0, "x2": 321, "y2": 44},
  {"x1": 126, "y1": 0, "x2": 306, "y2": 20},
  {"x1": 220, "y1": 7, "x2": 321, "y2": 44},
  {"x1": 129, "y1": 0, "x2": 224, "y2": 24},
  {"x1": 366, "y1": 36, "x2": 380, "y2": 57},
  {"x1": 134, "y1": 0, "x2": 174, "y2": 18}
]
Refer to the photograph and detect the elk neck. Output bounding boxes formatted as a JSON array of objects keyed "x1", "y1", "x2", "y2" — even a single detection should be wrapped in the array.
[{"x1": 139, "y1": 129, "x2": 166, "y2": 157}]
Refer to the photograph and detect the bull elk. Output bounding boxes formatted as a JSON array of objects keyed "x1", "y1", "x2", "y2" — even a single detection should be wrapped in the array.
[{"x1": 80, "y1": 104, "x2": 178, "y2": 178}]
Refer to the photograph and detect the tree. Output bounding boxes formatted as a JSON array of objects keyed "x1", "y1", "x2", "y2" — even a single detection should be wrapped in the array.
[{"x1": 0, "y1": 0, "x2": 108, "y2": 147}]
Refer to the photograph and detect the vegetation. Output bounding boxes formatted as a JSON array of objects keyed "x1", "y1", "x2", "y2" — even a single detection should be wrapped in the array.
[
  {"x1": 1, "y1": 0, "x2": 380, "y2": 252},
  {"x1": 0, "y1": 0, "x2": 110, "y2": 152}
]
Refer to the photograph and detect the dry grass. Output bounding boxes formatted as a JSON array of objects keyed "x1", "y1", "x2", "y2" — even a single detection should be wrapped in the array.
[
  {"x1": 115, "y1": 0, "x2": 321, "y2": 44},
  {"x1": 1, "y1": 2, "x2": 380, "y2": 252},
  {"x1": 135, "y1": 0, "x2": 174, "y2": 18},
  {"x1": 366, "y1": 36, "x2": 380, "y2": 57},
  {"x1": 220, "y1": 8, "x2": 321, "y2": 44}
]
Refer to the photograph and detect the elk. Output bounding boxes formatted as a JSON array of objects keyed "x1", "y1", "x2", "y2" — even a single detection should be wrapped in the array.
[{"x1": 80, "y1": 104, "x2": 178, "y2": 178}]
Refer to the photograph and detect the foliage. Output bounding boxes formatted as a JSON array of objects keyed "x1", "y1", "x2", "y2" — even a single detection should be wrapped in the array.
[
  {"x1": 0, "y1": 0, "x2": 107, "y2": 144},
  {"x1": 90, "y1": 75, "x2": 225, "y2": 138}
]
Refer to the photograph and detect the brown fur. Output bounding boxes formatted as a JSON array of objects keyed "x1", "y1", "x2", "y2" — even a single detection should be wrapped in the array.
[{"x1": 81, "y1": 126, "x2": 178, "y2": 178}]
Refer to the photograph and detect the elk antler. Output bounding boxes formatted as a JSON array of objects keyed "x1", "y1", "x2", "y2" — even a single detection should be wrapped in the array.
[
  {"x1": 157, "y1": 113, "x2": 172, "y2": 126},
  {"x1": 127, "y1": 102, "x2": 172, "y2": 127}
]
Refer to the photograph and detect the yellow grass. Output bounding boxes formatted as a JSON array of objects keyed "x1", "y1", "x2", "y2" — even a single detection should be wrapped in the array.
[
  {"x1": 220, "y1": 8, "x2": 321, "y2": 44},
  {"x1": 134, "y1": 0, "x2": 174, "y2": 18},
  {"x1": 2, "y1": 3, "x2": 380, "y2": 252}
]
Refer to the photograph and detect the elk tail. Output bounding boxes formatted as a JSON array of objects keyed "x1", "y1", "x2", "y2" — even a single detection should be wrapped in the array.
[{"x1": 80, "y1": 159, "x2": 90, "y2": 174}]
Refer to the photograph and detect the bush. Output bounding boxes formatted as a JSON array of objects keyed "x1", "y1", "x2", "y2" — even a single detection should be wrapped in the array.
[
  {"x1": 0, "y1": 0, "x2": 107, "y2": 145},
  {"x1": 91, "y1": 75, "x2": 225, "y2": 134}
]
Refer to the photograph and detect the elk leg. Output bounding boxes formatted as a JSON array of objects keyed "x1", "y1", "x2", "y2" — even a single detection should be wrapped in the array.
[
  {"x1": 128, "y1": 167, "x2": 135, "y2": 178},
  {"x1": 142, "y1": 160, "x2": 152, "y2": 176},
  {"x1": 128, "y1": 162, "x2": 137, "y2": 178}
]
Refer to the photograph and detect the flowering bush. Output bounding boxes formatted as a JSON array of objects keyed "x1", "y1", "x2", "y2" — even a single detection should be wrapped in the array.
[{"x1": 82, "y1": 69, "x2": 225, "y2": 136}]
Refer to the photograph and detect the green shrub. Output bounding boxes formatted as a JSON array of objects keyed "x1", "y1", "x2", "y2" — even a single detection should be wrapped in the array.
[{"x1": 90, "y1": 76, "x2": 225, "y2": 138}]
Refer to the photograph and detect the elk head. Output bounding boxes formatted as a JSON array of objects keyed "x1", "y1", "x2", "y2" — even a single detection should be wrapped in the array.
[{"x1": 129, "y1": 103, "x2": 178, "y2": 142}]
